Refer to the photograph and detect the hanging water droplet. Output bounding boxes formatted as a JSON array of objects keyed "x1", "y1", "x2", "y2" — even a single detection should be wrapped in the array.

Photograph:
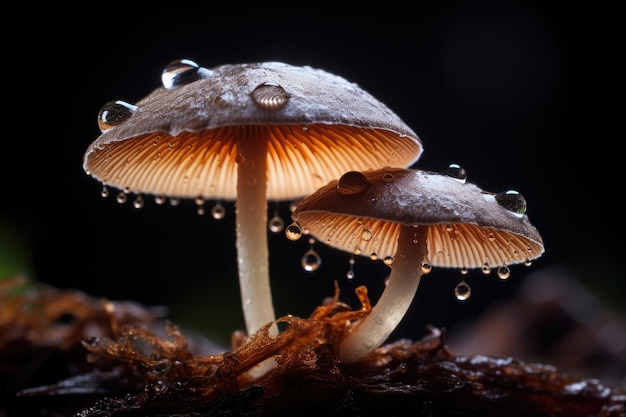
[
  {"x1": 116, "y1": 192, "x2": 127, "y2": 204},
  {"x1": 155, "y1": 195, "x2": 166, "y2": 205},
  {"x1": 250, "y1": 82, "x2": 290, "y2": 110},
  {"x1": 524, "y1": 259, "x2": 532, "y2": 267},
  {"x1": 353, "y1": 245, "x2": 362, "y2": 255},
  {"x1": 133, "y1": 195, "x2": 144, "y2": 209},
  {"x1": 195, "y1": 196, "x2": 205, "y2": 215},
  {"x1": 97, "y1": 100, "x2": 137, "y2": 132},
  {"x1": 482, "y1": 262, "x2": 491, "y2": 275},
  {"x1": 347, "y1": 254, "x2": 356, "y2": 279},
  {"x1": 460, "y1": 267, "x2": 469, "y2": 275},
  {"x1": 289, "y1": 199, "x2": 300, "y2": 213},
  {"x1": 421, "y1": 257, "x2": 432, "y2": 274},
  {"x1": 444, "y1": 163, "x2": 467, "y2": 183},
  {"x1": 100, "y1": 184, "x2": 109, "y2": 198},
  {"x1": 497, "y1": 264, "x2": 511, "y2": 280},
  {"x1": 495, "y1": 190, "x2": 527, "y2": 215},
  {"x1": 162, "y1": 59, "x2": 204, "y2": 89},
  {"x1": 285, "y1": 222, "x2": 303, "y2": 241},
  {"x1": 211, "y1": 202, "x2": 226, "y2": 219},
  {"x1": 268, "y1": 215, "x2": 284, "y2": 233},
  {"x1": 301, "y1": 238, "x2": 321, "y2": 272},
  {"x1": 455, "y1": 280, "x2": 471, "y2": 301},
  {"x1": 383, "y1": 256, "x2": 394, "y2": 266},
  {"x1": 170, "y1": 198, "x2": 180, "y2": 206},
  {"x1": 337, "y1": 171, "x2": 371, "y2": 195},
  {"x1": 369, "y1": 252, "x2": 378, "y2": 261}
]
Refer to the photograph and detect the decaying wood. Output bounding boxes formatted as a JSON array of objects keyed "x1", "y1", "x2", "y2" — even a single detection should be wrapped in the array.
[{"x1": 1, "y1": 278, "x2": 624, "y2": 417}]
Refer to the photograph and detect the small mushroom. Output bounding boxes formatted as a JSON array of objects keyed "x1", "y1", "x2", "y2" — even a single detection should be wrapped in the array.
[
  {"x1": 83, "y1": 60, "x2": 423, "y2": 342},
  {"x1": 290, "y1": 167, "x2": 545, "y2": 363}
]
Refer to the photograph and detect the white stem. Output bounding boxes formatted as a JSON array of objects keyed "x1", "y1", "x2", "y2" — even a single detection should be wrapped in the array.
[
  {"x1": 338, "y1": 224, "x2": 429, "y2": 363},
  {"x1": 236, "y1": 127, "x2": 279, "y2": 338}
]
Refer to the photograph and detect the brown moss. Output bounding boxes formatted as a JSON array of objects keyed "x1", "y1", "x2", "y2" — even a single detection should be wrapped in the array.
[{"x1": 2, "y1": 278, "x2": 624, "y2": 417}]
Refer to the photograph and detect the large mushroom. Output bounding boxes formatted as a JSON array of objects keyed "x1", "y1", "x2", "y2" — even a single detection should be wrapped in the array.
[
  {"x1": 290, "y1": 167, "x2": 545, "y2": 363},
  {"x1": 83, "y1": 60, "x2": 423, "y2": 343}
]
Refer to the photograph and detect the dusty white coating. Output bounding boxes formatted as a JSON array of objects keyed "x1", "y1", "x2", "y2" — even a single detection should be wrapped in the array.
[
  {"x1": 85, "y1": 61, "x2": 419, "y2": 150},
  {"x1": 83, "y1": 62, "x2": 423, "y2": 201},
  {"x1": 293, "y1": 167, "x2": 545, "y2": 269},
  {"x1": 296, "y1": 168, "x2": 540, "y2": 236}
]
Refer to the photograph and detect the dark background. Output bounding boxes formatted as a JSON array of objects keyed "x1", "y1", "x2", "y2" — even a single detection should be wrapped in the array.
[{"x1": 2, "y1": 1, "x2": 624, "y2": 386}]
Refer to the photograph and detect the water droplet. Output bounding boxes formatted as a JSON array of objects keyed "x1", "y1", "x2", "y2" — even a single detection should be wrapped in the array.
[
  {"x1": 289, "y1": 199, "x2": 300, "y2": 213},
  {"x1": 211, "y1": 202, "x2": 226, "y2": 219},
  {"x1": 97, "y1": 100, "x2": 137, "y2": 132},
  {"x1": 482, "y1": 262, "x2": 491, "y2": 275},
  {"x1": 361, "y1": 229, "x2": 373, "y2": 241},
  {"x1": 369, "y1": 252, "x2": 378, "y2": 261},
  {"x1": 170, "y1": 198, "x2": 180, "y2": 206},
  {"x1": 301, "y1": 239, "x2": 321, "y2": 272},
  {"x1": 162, "y1": 59, "x2": 203, "y2": 89},
  {"x1": 382, "y1": 172, "x2": 395, "y2": 183},
  {"x1": 133, "y1": 195, "x2": 144, "y2": 209},
  {"x1": 455, "y1": 280, "x2": 471, "y2": 301},
  {"x1": 268, "y1": 215, "x2": 284, "y2": 233},
  {"x1": 250, "y1": 82, "x2": 290, "y2": 110},
  {"x1": 285, "y1": 222, "x2": 303, "y2": 241},
  {"x1": 497, "y1": 264, "x2": 511, "y2": 280},
  {"x1": 383, "y1": 256, "x2": 394, "y2": 266},
  {"x1": 100, "y1": 184, "x2": 109, "y2": 198},
  {"x1": 460, "y1": 267, "x2": 469, "y2": 275},
  {"x1": 444, "y1": 163, "x2": 467, "y2": 183},
  {"x1": 495, "y1": 190, "x2": 527, "y2": 215},
  {"x1": 337, "y1": 171, "x2": 371, "y2": 195},
  {"x1": 155, "y1": 195, "x2": 166, "y2": 205},
  {"x1": 421, "y1": 257, "x2": 432, "y2": 274},
  {"x1": 353, "y1": 245, "x2": 362, "y2": 255},
  {"x1": 524, "y1": 259, "x2": 532, "y2": 267},
  {"x1": 116, "y1": 192, "x2": 127, "y2": 204},
  {"x1": 195, "y1": 196, "x2": 205, "y2": 215},
  {"x1": 347, "y1": 254, "x2": 356, "y2": 279}
]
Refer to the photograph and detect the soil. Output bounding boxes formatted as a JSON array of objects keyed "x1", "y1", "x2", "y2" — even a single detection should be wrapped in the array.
[{"x1": 1, "y1": 277, "x2": 624, "y2": 417}]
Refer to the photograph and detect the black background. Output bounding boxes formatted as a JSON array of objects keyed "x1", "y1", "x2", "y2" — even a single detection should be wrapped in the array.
[{"x1": 3, "y1": 1, "x2": 623, "y2": 381}]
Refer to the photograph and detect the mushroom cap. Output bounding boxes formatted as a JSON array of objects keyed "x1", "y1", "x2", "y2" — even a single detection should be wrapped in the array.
[
  {"x1": 83, "y1": 61, "x2": 423, "y2": 201},
  {"x1": 291, "y1": 167, "x2": 545, "y2": 269}
]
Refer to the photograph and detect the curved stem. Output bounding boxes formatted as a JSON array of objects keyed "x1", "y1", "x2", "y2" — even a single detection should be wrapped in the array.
[
  {"x1": 339, "y1": 224, "x2": 429, "y2": 363},
  {"x1": 236, "y1": 127, "x2": 279, "y2": 338}
]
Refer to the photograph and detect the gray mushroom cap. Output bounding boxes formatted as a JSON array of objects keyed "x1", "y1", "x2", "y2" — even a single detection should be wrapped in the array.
[
  {"x1": 83, "y1": 61, "x2": 423, "y2": 201},
  {"x1": 292, "y1": 167, "x2": 545, "y2": 269}
]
